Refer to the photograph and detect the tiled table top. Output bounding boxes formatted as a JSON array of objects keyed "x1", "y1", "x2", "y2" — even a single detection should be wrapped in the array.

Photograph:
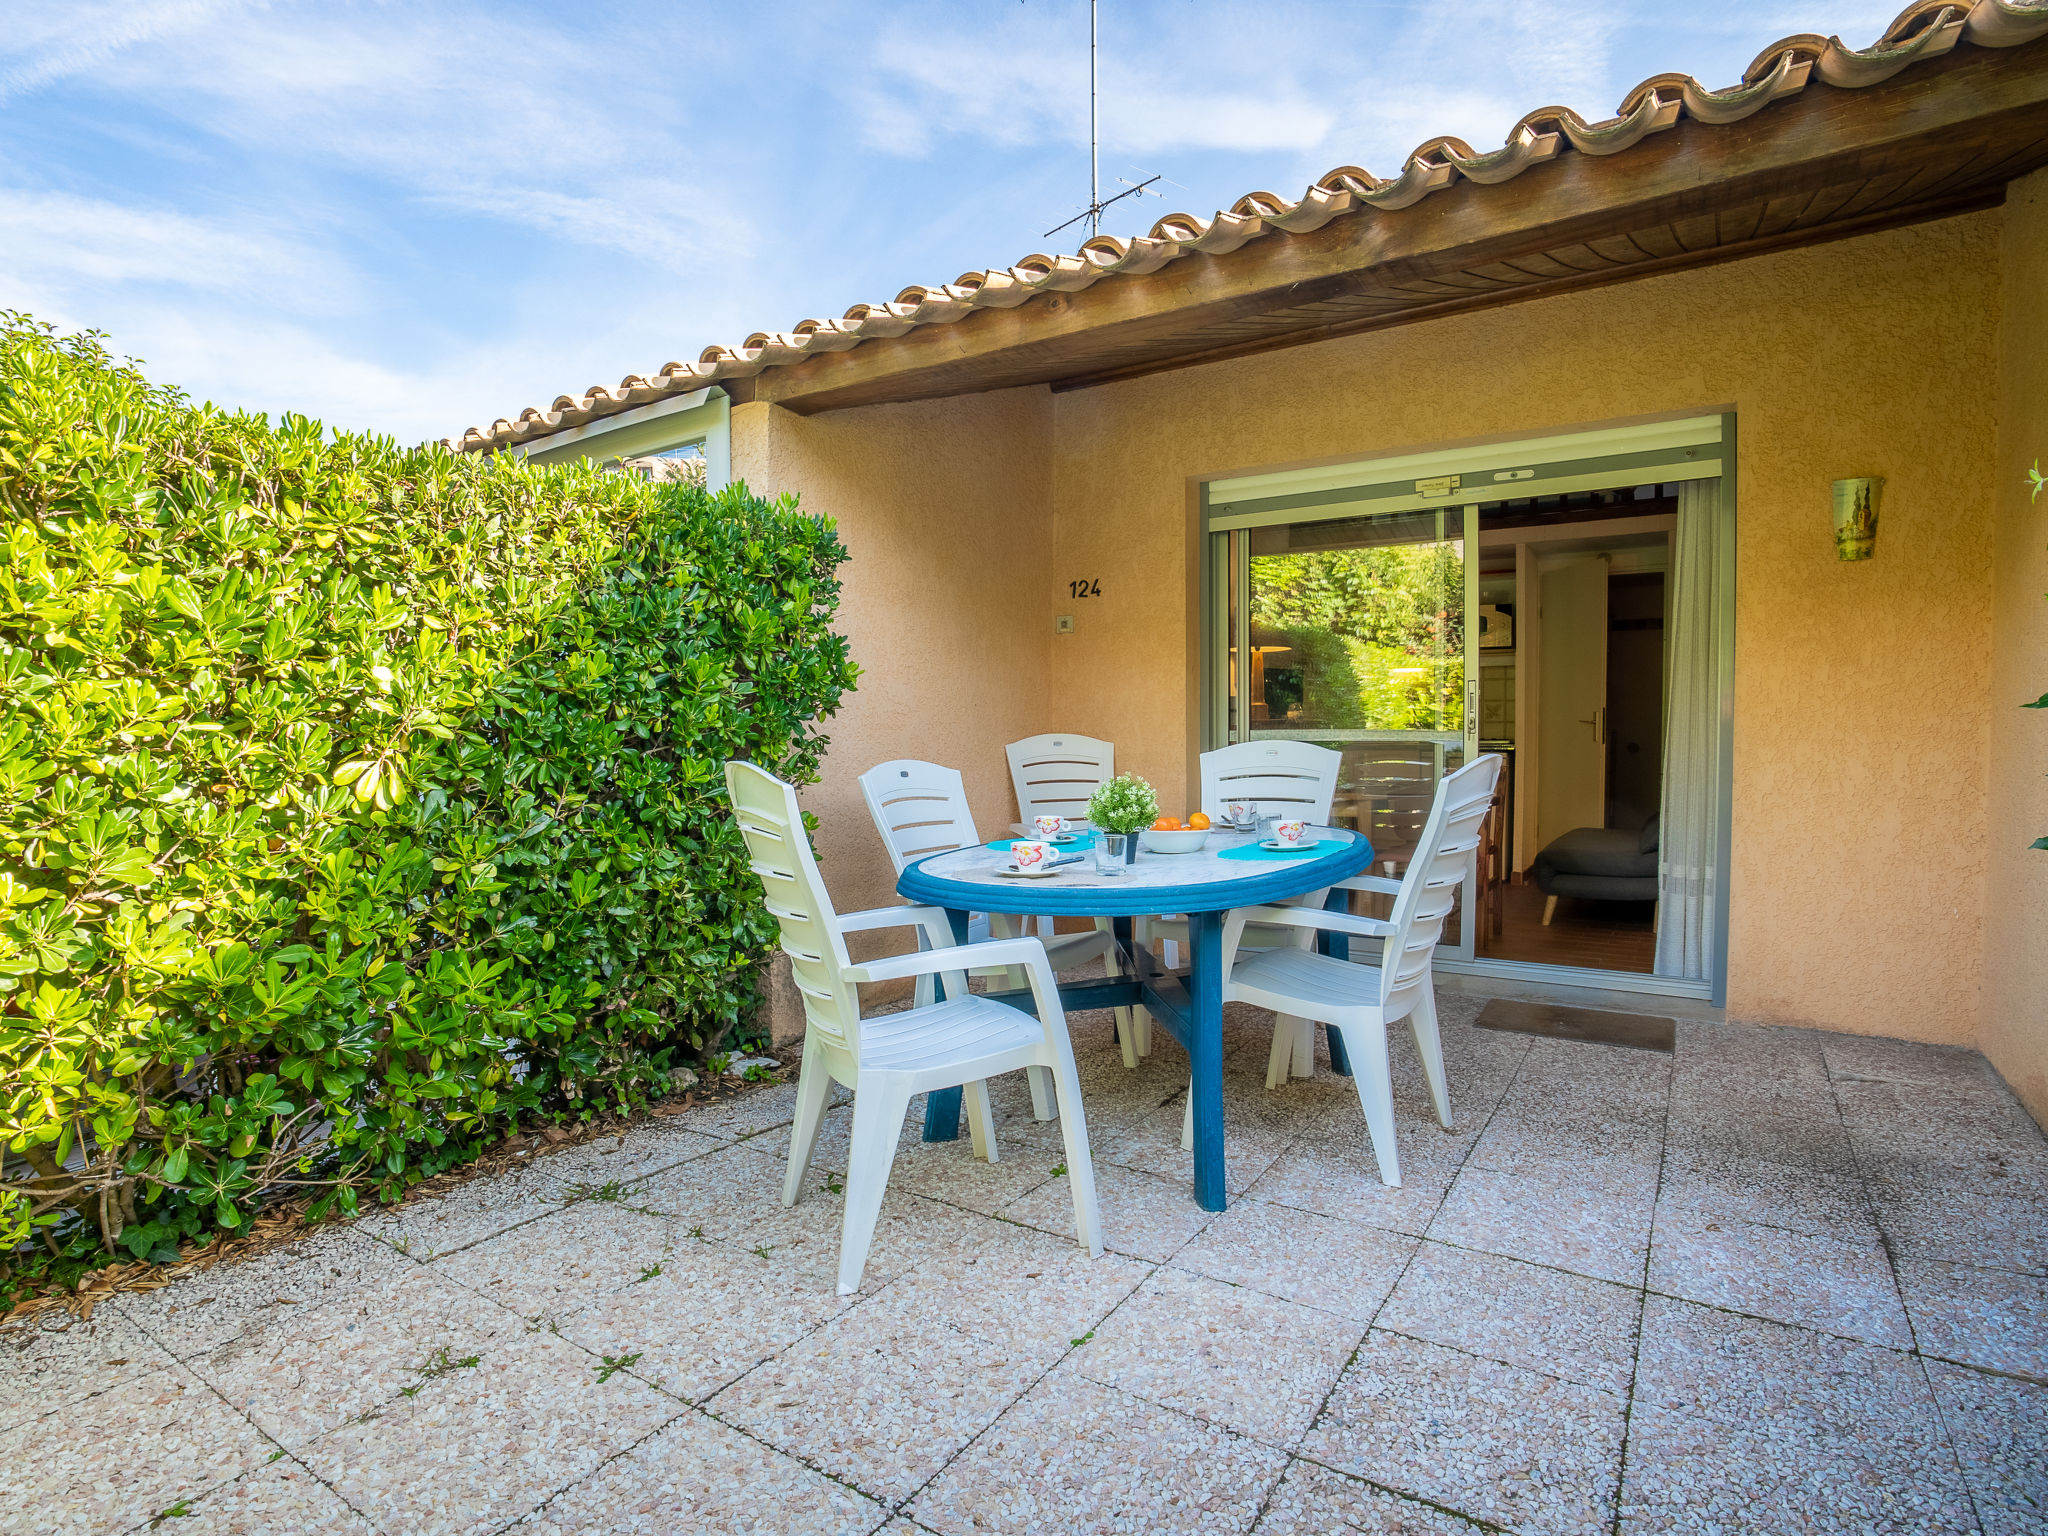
[{"x1": 7, "y1": 992, "x2": 2044, "y2": 1535}]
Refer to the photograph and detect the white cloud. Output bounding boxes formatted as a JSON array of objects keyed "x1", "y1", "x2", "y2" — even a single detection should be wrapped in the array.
[
  {"x1": 0, "y1": 189, "x2": 355, "y2": 309},
  {"x1": 0, "y1": 0, "x2": 257, "y2": 102}
]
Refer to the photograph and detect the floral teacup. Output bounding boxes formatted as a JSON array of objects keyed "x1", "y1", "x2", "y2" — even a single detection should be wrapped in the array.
[
  {"x1": 1223, "y1": 800, "x2": 1257, "y2": 829},
  {"x1": 1273, "y1": 820, "x2": 1309, "y2": 849},
  {"x1": 1031, "y1": 815, "x2": 1067, "y2": 840},
  {"x1": 1010, "y1": 839, "x2": 1053, "y2": 871}
]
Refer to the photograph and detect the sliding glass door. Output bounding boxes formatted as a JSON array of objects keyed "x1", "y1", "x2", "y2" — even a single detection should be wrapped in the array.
[{"x1": 1218, "y1": 503, "x2": 1480, "y2": 956}]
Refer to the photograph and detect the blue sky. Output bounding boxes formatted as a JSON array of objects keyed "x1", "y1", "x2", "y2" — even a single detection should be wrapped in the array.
[{"x1": 1, "y1": 0, "x2": 1908, "y2": 445}]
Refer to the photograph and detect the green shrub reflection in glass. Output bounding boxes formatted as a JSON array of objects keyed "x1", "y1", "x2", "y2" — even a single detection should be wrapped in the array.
[{"x1": 0, "y1": 314, "x2": 857, "y2": 1288}]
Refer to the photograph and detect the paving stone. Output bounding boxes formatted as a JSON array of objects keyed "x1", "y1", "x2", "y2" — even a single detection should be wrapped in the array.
[
  {"x1": 1624, "y1": 1296, "x2": 1975, "y2": 1534},
  {"x1": 1896, "y1": 1258, "x2": 2048, "y2": 1378},
  {"x1": 0, "y1": 1305, "x2": 175, "y2": 1434},
  {"x1": 432, "y1": 1200, "x2": 695, "y2": 1325},
  {"x1": 884, "y1": 1220, "x2": 1152, "y2": 1363},
  {"x1": 507, "y1": 1405, "x2": 885, "y2": 1535},
  {"x1": 627, "y1": 1142, "x2": 813, "y2": 1241},
  {"x1": 1302, "y1": 1329, "x2": 1625, "y2": 1536},
  {"x1": 0, "y1": 1362, "x2": 270, "y2": 1536},
  {"x1": 1655, "y1": 1145, "x2": 1880, "y2": 1241},
  {"x1": 1819, "y1": 1033, "x2": 2005, "y2": 1092},
  {"x1": 554, "y1": 1239, "x2": 851, "y2": 1403},
  {"x1": 115, "y1": 1224, "x2": 414, "y2": 1357},
  {"x1": 1466, "y1": 1113, "x2": 1664, "y2": 1196},
  {"x1": 171, "y1": 1456, "x2": 379, "y2": 1535},
  {"x1": 1100, "y1": 1103, "x2": 1294, "y2": 1198},
  {"x1": 680, "y1": 1078, "x2": 805, "y2": 1143},
  {"x1": 1378, "y1": 1240, "x2": 1640, "y2": 1393},
  {"x1": 1429, "y1": 1166, "x2": 1655, "y2": 1286},
  {"x1": 706, "y1": 1292, "x2": 1045, "y2": 1504},
  {"x1": 1253, "y1": 1457, "x2": 1494, "y2": 1535},
  {"x1": 1867, "y1": 1177, "x2": 2048, "y2": 1274},
  {"x1": 1073, "y1": 1265, "x2": 1361, "y2": 1446},
  {"x1": 351, "y1": 1168, "x2": 570, "y2": 1263},
  {"x1": 1003, "y1": 1160, "x2": 1217, "y2": 1263},
  {"x1": 1926, "y1": 1360, "x2": 2048, "y2": 1536},
  {"x1": 885, "y1": 1130, "x2": 1068, "y2": 1216},
  {"x1": 297, "y1": 1323, "x2": 678, "y2": 1536},
  {"x1": 1648, "y1": 1206, "x2": 1911, "y2": 1347},
  {"x1": 527, "y1": 1123, "x2": 725, "y2": 1189},
  {"x1": 1171, "y1": 1197, "x2": 1414, "y2": 1320},
  {"x1": 1290, "y1": 1104, "x2": 1482, "y2": 1189},
  {"x1": 189, "y1": 1265, "x2": 525, "y2": 1448},
  {"x1": 1244, "y1": 1143, "x2": 1453, "y2": 1238},
  {"x1": 1664, "y1": 1095, "x2": 1858, "y2": 1175},
  {"x1": 906, "y1": 1370, "x2": 1287, "y2": 1535}
]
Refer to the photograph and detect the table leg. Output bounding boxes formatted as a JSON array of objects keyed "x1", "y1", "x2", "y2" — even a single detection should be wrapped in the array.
[
  {"x1": 920, "y1": 907, "x2": 973, "y2": 1142},
  {"x1": 1318, "y1": 889, "x2": 1354, "y2": 1078},
  {"x1": 1188, "y1": 909, "x2": 1226, "y2": 1212}
]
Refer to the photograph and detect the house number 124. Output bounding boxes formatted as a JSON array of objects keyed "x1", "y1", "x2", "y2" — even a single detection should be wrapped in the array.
[{"x1": 1068, "y1": 578, "x2": 1101, "y2": 598}]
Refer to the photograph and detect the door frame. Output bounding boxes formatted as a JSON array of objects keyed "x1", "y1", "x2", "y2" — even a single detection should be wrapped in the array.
[{"x1": 1198, "y1": 410, "x2": 1736, "y2": 1004}]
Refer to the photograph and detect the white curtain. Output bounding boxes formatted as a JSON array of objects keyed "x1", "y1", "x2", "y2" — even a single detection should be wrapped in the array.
[{"x1": 1656, "y1": 477, "x2": 1725, "y2": 980}]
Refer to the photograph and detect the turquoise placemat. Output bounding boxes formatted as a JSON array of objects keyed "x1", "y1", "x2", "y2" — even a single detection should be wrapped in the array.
[
  {"x1": 1217, "y1": 839, "x2": 1347, "y2": 861},
  {"x1": 987, "y1": 832, "x2": 1098, "y2": 851}
]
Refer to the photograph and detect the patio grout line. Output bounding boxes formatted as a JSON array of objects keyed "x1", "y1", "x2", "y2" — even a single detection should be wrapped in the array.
[
  {"x1": 1609, "y1": 1047, "x2": 1675, "y2": 1536},
  {"x1": 1820, "y1": 1049, "x2": 1992, "y2": 1536},
  {"x1": 876, "y1": 1252, "x2": 1172, "y2": 1521},
  {"x1": 1239, "y1": 1026, "x2": 1534, "y2": 1536}
]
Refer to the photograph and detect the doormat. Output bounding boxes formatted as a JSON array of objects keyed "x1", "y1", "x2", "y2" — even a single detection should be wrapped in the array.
[{"x1": 1475, "y1": 998, "x2": 1676, "y2": 1053}]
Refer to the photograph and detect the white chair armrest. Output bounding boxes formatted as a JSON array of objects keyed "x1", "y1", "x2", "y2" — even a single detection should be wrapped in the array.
[
  {"x1": 1229, "y1": 904, "x2": 1394, "y2": 940},
  {"x1": 847, "y1": 936, "x2": 1049, "y2": 985},
  {"x1": 1334, "y1": 874, "x2": 1403, "y2": 897},
  {"x1": 836, "y1": 904, "x2": 958, "y2": 951}
]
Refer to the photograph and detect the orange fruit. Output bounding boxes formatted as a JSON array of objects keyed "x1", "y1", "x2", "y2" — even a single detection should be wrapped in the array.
[
  {"x1": 1152, "y1": 815, "x2": 1181, "y2": 831},
  {"x1": 1187, "y1": 812, "x2": 1211, "y2": 829}
]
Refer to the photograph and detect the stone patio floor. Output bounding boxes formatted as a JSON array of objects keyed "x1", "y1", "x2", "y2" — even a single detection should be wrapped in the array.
[{"x1": 7, "y1": 993, "x2": 2046, "y2": 1535}]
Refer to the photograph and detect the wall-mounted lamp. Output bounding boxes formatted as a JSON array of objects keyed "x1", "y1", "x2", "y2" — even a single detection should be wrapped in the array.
[{"x1": 1832, "y1": 477, "x2": 1882, "y2": 561}]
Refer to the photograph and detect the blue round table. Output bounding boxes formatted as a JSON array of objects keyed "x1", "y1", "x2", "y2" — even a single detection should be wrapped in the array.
[{"x1": 896, "y1": 825, "x2": 1374, "y2": 1211}]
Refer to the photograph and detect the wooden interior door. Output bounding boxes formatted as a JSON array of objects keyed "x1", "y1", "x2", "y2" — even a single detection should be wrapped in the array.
[{"x1": 1536, "y1": 555, "x2": 1609, "y2": 850}]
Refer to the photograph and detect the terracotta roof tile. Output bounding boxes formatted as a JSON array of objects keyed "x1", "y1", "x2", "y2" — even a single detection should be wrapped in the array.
[{"x1": 454, "y1": 0, "x2": 2048, "y2": 452}]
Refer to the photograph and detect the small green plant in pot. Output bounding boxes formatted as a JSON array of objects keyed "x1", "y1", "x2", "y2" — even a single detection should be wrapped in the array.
[{"x1": 1087, "y1": 773, "x2": 1160, "y2": 874}]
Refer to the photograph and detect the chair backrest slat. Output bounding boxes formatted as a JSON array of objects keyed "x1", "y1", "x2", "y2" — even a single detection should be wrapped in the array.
[
  {"x1": 859, "y1": 759, "x2": 982, "y2": 874},
  {"x1": 1006, "y1": 734, "x2": 1114, "y2": 824},
  {"x1": 1378, "y1": 754, "x2": 1504, "y2": 1013},
  {"x1": 1200, "y1": 740, "x2": 1341, "y2": 823},
  {"x1": 725, "y1": 761, "x2": 862, "y2": 1052}
]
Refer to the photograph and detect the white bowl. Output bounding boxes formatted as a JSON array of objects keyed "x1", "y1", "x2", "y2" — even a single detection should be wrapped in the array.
[{"x1": 1139, "y1": 827, "x2": 1210, "y2": 854}]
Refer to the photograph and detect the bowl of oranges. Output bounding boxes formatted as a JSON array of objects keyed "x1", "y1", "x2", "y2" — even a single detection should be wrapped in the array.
[{"x1": 1139, "y1": 811, "x2": 1211, "y2": 854}]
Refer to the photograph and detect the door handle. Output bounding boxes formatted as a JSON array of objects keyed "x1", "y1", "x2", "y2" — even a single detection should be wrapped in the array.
[{"x1": 1577, "y1": 708, "x2": 1608, "y2": 745}]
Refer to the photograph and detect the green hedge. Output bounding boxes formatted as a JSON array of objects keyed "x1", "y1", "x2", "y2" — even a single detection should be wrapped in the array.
[{"x1": 0, "y1": 315, "x2": 855, "y2": 1288}]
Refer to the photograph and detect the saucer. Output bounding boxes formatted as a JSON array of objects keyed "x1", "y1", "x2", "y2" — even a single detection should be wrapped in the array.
[
  {"x1": 994, "y1": 865, "x2": 1061, "y2": 879},
  {"x1": 1259, "y1": 839, "x2": 1314, "y2": 852}
]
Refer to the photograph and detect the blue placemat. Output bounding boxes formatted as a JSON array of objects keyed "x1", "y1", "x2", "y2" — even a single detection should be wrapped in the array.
[
  {"x1": 1217, "y1": 839, "x2": 1347, "y2": 861},
  {"x1": 987, "y1": 831, "x2": 1098, "y2": 851}
]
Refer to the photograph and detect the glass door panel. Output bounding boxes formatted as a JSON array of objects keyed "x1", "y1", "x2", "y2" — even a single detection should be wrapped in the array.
[{"x1": 1223, "y1": 504, "x2": 1480, "y2": 955}]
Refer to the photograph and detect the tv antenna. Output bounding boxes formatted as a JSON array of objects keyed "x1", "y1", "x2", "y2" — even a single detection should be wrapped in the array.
[{"x1": 1043, "y1": 0, "x2": 1169, "y2": 241}]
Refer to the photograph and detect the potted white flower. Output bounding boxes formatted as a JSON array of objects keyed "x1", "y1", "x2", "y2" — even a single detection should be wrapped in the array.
[{"x1": 1087, "y1": 773, "x2": 1159, "y2": 876}]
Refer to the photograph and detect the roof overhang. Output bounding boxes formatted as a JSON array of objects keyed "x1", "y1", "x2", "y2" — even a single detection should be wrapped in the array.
[{"x1": 730, "y1": 39, "x2": 2048, "y2": 416}]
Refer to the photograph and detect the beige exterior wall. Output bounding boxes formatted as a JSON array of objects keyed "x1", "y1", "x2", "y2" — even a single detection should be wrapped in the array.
[
  {"x1": 1984, "y1": 168, "x2": 2048, "y2": 1122},
  {"x1": 730, "y1": 388, "x2": 1054, "y2": 943},
  {"x1": 722, "y1": 207, "x2": 2020, "y2": 1055},
  {"x1": 1047, "y1": 210, "x2": 2002, "y2": 1044}
]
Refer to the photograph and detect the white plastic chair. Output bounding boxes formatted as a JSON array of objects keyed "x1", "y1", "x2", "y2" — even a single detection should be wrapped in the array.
[
  {"x1": 1215, "y1": 754, "x2": 1503, "y2": 1185},
  {"x1": 1200, "y1": 739, "x2": 1344, "y2": 821},
  {"x1": 1141, "y1": 741, "x2": 1344, "y2": 1074},
  {"x1": 726, "y1": 761, "x2": 1103, "y2": 1294},
  {"x1": 858, "y1": 758, "x2": 1125, "y2": 1116},
  {"x1": 1006, "y1": 733, "x2": 1114, "y2": 826}
]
